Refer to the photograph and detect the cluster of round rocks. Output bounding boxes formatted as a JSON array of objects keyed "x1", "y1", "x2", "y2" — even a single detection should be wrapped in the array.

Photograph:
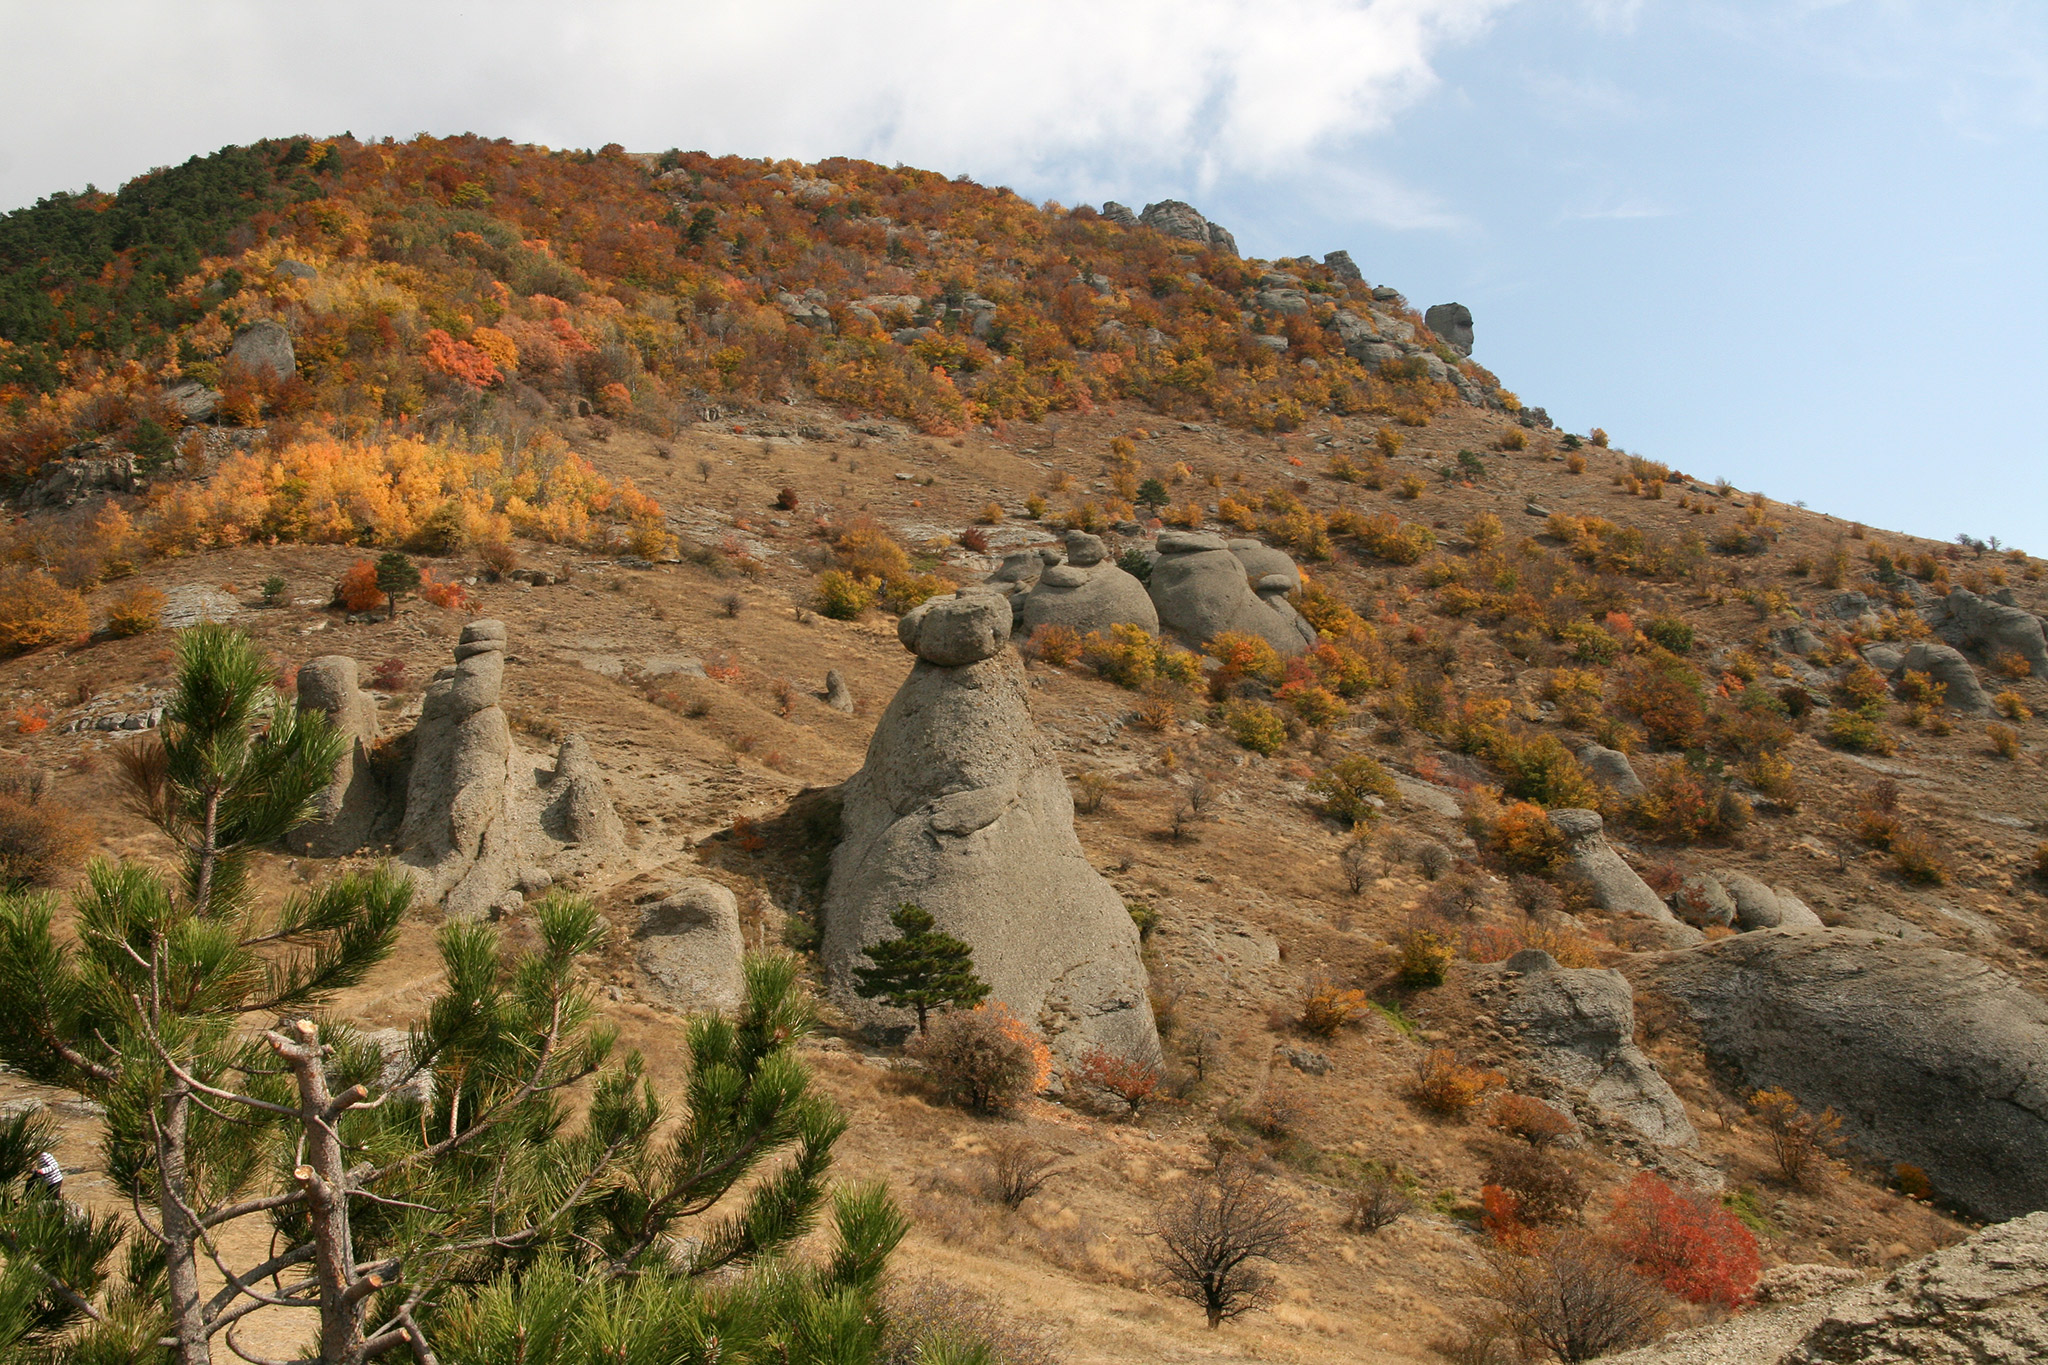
[{"x1": 63, "y1": 707, "x2": 164, "y2": 734}]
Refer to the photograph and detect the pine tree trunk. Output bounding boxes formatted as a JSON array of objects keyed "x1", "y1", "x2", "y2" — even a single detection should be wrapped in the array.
[
  {"x1": 274, "y1": 1021, "x2": 364, "y2": 1365},
  {"x1": 158, "y1": 1083, "x2": 212, "y2": 1365}
]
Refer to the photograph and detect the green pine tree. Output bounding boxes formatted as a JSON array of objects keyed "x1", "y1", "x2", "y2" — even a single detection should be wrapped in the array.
[
  {"x1": 853, "y1": 903, "x2": 990, "y2": 1034},
  {"x1": 374, "y1": 551, "x2": 420, "y2": 621},
  {"x1": 1136, "y1": 477, "x2": 1170, "y2": 507}
]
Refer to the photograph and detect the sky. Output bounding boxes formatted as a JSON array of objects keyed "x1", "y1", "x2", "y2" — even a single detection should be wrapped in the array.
[{"x1": 4, "y1": 0, "x2": 2044, "y2": 547}]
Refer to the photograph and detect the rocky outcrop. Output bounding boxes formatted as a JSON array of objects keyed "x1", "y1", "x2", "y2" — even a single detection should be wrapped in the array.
[
  {"x1": 1145, "y1": 530, "x2": 1315, "y2": 656},
  {"x1": 1646, "y1": 929, "x2": 2048, "y2": 1221},
  {"x1": 1707, "y1": 868, "x2": 1824, "y2": 931},
  {"x1": 1606, "y1": 1211, "x2": 2048, "y2": 1365},
  {"x1": 1099, "y1": 201, "x2": 1138, "y2": 227},
  {"x1": 162, "y1": 379, "x2": 220, "y2": 422},
  {"x1": 20, "y1": 448, "x2": 147, "y2": 510},
  {"x1": 1546, "y1": 810, "x2": 1701, "y2": 947},
  {"x1": 1323, "y1": 249, "x2": 1362, "y2": 281},
  {"x1": 1936, "y1": 586, "x2": 2048, "y2": 677},
  {"x1": 288, "y1": 657, "x2": 382, "y2": 856},
  {"x1": 822, "y1": 594, "x2": 1159, "y2": 1065},
  {"x1": 634, "y1": 880, "x2": 746, "y2": 1016},
  {"x1": 397, "y1": 622, "x2": 626, "y2": 920},
  {"x1": 1500, "y1": 949, "x2": 1697, "y2": 1150},
  {"x1": 1137, "y1": 200, "x2": 1238, "y2": 256},
  {"x1": 1891, "y1": 642, "x2": 1992, "y2": 714},
  {"x1": 226, "y1": 320, "x2": 295, "y2": 380},
  {"x1": 1007, "y1": 530, "x2": 1159, "y2": 640},
  {"x1": 1424, "y1": 302, "x2": 1474, "y2": 356}
]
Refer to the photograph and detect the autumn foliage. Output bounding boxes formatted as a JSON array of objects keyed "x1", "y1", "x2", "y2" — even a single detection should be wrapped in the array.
[{"x1": 1607, "y1": 1174, "x2": 1761, "y2": 1309}]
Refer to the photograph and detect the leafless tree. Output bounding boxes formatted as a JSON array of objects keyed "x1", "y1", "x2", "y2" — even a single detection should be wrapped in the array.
[
  {"x1": 976, "y1": 1138, "x2": 1060, "y2": 1210},
  {"x1": 1339, "y1": 837, "x2": 1373, "y2": 895},
  {"x1": 1344, "y1": 1170, "x2": 1412, "y2": 1234},
  {"x1": 1154, "y1": 1160, "x2": 1303, "y2": 1328}
]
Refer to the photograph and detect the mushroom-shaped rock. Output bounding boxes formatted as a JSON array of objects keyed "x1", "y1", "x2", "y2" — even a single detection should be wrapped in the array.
[
  {"x1": 823, "y1": 596, "x2": 1159, "y2": 1065},
  {"x1": 1005, "y1": 533, "x2": 1159, "y2": 640},
  {"x1": 634, "y1": 880, "x2": 746, "y2": 1016},
  {"x1": 1547, "y1": 810, "x2": 1701, "y2": 947},
  {"x1": 288, "y1": 656, "x2": 381, "y2": 856},
  {"x1": 1064, "y1": 530, "x2": 1108, "y2": 567},
  {"x1": 1502, "y1": 950, "x2": 1696, "y2": 1148},
  {"x1": 1646, "y1": 929, "x2": 2048, "y2": 1221},
  {"x1": 898, "y1": 593, "x2": 1010, "y2": 665},
  {"x1": 1146, "y1": 533, "x2": 1315, "y2": 656}
]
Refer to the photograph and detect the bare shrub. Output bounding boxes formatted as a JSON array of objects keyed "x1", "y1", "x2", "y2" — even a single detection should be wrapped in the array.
[
  {"x1": 1154, "y1": 1160, "x2": 1304, "y2": 1328},
  {"x1": 1465, "y1": 1231, "x2": 1669, "y2": 1363},
  {"x1": 911, "y1": 1004, "x2": 1049, "y2": 1115},
  {"x1": 1482, "y1": 1144, "x2": 1587, "y2": 1226},
  {"x1": 977, "y1": 1138, "x2": 1060, "y2": 1210},
  {"x1": 1071, "y1": 770, "x2": 1112, "y2": 815},
  {"x1": 1339, "y1": 836, "x2": 1373, "y2": 894},
  {"x1": 882, "y1": 1277, "x2": 1063, "y2": 1365},
  {"x1": 1749, "y1": 1087, "x2": 1844, "y2": 1187},
  {"x1": 0, "y1": 771, "x2": 88, "y2": 888},
  {"x1": 1344, "y1": 1169, "x2": 1413, "y2": 1234}
]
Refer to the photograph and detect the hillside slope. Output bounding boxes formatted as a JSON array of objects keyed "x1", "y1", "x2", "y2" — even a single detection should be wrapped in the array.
[{"x1": 0, "y1": 136, "x2": 2044, "y2": 1364}]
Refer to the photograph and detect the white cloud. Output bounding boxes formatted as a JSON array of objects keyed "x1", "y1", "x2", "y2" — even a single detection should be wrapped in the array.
[{"x1": 0, "y1": 0, "x2": 1512, "y2": 212}]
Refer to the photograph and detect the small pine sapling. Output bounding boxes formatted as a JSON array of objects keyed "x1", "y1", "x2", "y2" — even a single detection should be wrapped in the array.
[{"x1": 853, "y1": 902, "x2": 990, "y2": 1034}]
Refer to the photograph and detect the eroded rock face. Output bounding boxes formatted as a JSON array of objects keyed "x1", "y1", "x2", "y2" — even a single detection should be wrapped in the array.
[
  {"x1": 1502, "y1": 949, "x2": 1696, "y2": 1149},
  {"x1": 1647, "y1": 929, "x2": 2048, "y2": 1221},
  {"x1": 288, "y1": 656, "x2": 381, "y2": 856},
  {"x1": 1606, "y1": 1211, "x2": 2048, "y2": 1365},
  {"x1": 634, "y1": 880, "x2": 746, "y2": 1016},
  {"x1": 1937, "y1": 586, "x2": 2048, "y2": 678},
  {"x1": 1145, "y1": 531, "x2": 1315, "y2": 656},
  {"x1": 823, "y1": 594, "x2": 1159, "y2": 1065}
]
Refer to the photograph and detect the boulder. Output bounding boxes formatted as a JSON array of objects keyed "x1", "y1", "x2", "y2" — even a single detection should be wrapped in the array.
[
  {"x1": 1255, "y1": 287, "x2": 1309, "y2": 315},
  {"x1": 1646, "y1": 929, "x2": 2048, "y2": 1220},
  {"x1": 823, "y1": 669, "x2": 856, "y2": 713},
  {"x1": 1323, "y1": 249, "x2": 1362, "y2": 281},
  {"x1": 1227, "y1": 540, "x2": 1300, "y2": 594},
  {"x1": 1576, "y1": 742, "x2": 1645, "y2": 800},
  {"x1": 1099, "y1": 201, "x2": 1139, "y2": 227},
  {"x1": 1892, "y1": 642, "x2": 1992, "y2": 714},
  {"x1": 1673, "y1": 874, "x2": 1737, "y2": 930},
  {"x1": 1501, "y1": 950, "x2": 1696, "y2": 1148},
  {"x1": 225, "y1": 320, "x2": 296, "y2": 380},
  {"x1": 1009, "y1": 545, "x2": 1159, "y2": 641},
  {"x1": 1424, "y1": 302, "x2": 1474, "y2": 356},
  {"x1": 1145, "y1": 532, "x2": 1315, "y2": 656},
  {"x1": 822, "y1": 597, "x2": 1159, "y2": 1065},
  {"x1": 543, "y1": 734, "x2": 625, "y2": 848},
  {"x1": 162, "y1": 379, "x2": 219, "y2": 422},
  {"x1": 1138, "y1": 200, "x2": 1238, "y2": 256},
  {"x1": 897, "y1": 592, "x2": 1009, "y2": 665},
  {"x1": 1710, "y1": 867, "x2": 1824, "y2": 931},
  {"x1": 634, "y1": 880, "x2": 746, "y2": 1016},
  {"x1": 1547, "y1": 810, "x2": 1701, "y2": 946},
  {"x1": 1936, "y1": 586, "x2": 2048, "y2": 677},
  {"x1": 288, "y1": 656, "x2": 381, "y2": 856},
  {"x1": 1605, "y1": 1212, "x2": 2048, "y2": 1365}
]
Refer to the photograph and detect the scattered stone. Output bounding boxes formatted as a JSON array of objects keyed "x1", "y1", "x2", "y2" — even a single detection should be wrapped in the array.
[
  {"x1": 1525, "y1": 503, "x2": 1551, "y2": 517},
  {"x1": 1501, "y1": 950, "x2": 1697, "y2": 1148},
  {"x1": 1648, "y1": 929, "x2": 2048, "y2": 1221},
  {"x1": 287, "y1": 657, "x2": 381, "y2": 856},
  {"x1": 1424, "y1": 302, "x2": 1474, "y2": 355},
  {"x1": 822, "y1": 596, "x2": 1159, "y2": 1065},
  {"x1": 1755, "y1": 1264, "x2": 1869, "y2": 1307},
  {"x1": 1283, "y1": 1047, "x2": 1331, "y2": 1075},
  {"x1": 634, "y1": 880, "x2": 746, "y2": 1016}
]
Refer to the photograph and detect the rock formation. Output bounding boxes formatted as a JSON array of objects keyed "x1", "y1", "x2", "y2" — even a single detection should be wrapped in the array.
[
  {"x1": 1576, "y1": 741, "x2": 1645, "y2": 800},
  {"x1": 1647, "y1": 929, "x2": 2048, "y2": 1221},
  {"x1": 1098, "y1": 201, "x2": 1138, "y2": 227},
  {"x1": 822, "y1": 594, "x2": 1159, "y2": 1065},
  {"x1": 634, "y1": 880, "x2": 746, "y2": 1015},
  {"x1": 1500, "y1": 949, "x2": 1697, "y2": 1151},
  {"x1": 1137, "y1": 200, "x2": 1238, "y2": 256},
  {"x1": 1606, "y1": 1211, "x2": 2048, "y2": 1365},
  {"x1": 1892, "y1": 641, "x2": 1992, "y2": 714},
  {"x1": 1145, "y1": 530, "x2": 1316, "y2": 656},
  {"x1": 288, "y1": 656, "x2": 382, "y2": 856},
  {"x1": 1706, "y1": 868, "x2": 1824, "y2": 931},
  {"x1": 1005, "y1": 531, "x2": 1158, "y2": 639},
  {"x1": 1323, "y1": 249, "x2": 1363, "y2": 281},
  {"x1": 395, "y1": 621, "x2": 626, "y2": 920},
  {"x1": 1935, "y1": 585, "x2": 2048, "y2": 677},
  {"x1": 1545, "y1": 810, "x2": 1701, "y2": 948},
  {"x1": 1424, "y1": 302, "x2": 1474, "y2": 355},
  {"x1": 823, "y1": 669, "x2": 855, "y2": 713}
]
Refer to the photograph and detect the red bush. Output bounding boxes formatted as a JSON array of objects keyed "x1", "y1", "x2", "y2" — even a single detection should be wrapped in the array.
[{"x1": 1606, "y1": 1173, "x2": 1760, "y2": 1309}]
